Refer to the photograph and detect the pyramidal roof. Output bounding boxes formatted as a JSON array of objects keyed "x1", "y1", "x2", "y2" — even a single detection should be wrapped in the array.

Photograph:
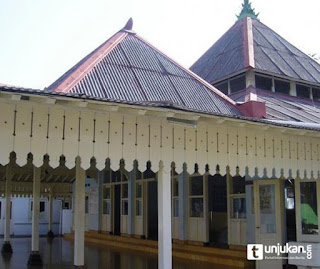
[
  {"x1": 47, "y1": 19, "x2": 240, "y2": 116},
  {"x1": 190, "y1": 15, "x2": 320, "y2": 85}
]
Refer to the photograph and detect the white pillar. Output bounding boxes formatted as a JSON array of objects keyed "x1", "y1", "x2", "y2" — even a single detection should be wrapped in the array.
[
  {"x1": 74, "y1": 156, "x2": 85, "y2": 267},
  {"x1": 32, "y1": 166, "x2": 41, "y2": 252},
  {"x1": 128, "y1": 160, "x2": 137, "y2": 235},
  {"x1": 48, "y1": 194, "x2": 53, "y2": 231},
  {"x1": 158, "y1": 160, "x2": 172, "y2": 269},
  {"x1": 4, "y1": 166, "x2": 12, "y2": 242},
  {"x1": 47, "y1": 189, "x2": 54, "y2": 238},
  {"x1": 27, "y1": 166, "x2": 42, "y2": 266},
  {"x1": 2, "y1": 164, "x2": 13, "y2": 253},
  {"x1": 178, "y1": 163, "x2": 187, "y2": 241}
]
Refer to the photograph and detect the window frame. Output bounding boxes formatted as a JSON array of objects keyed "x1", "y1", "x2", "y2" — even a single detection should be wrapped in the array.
[
  {"x1": 189, "y1": 174, "x2": 204, "y2": 218},
  {"x1": 295, "y1": 178, "x2": 320, "y2": 242},
  {"x1": 172, "y1": 175, "x2": 179, "y2": 218}
]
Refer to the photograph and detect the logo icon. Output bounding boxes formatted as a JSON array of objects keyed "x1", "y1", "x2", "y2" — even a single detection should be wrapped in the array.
[{"x1": 247, "y1": 244, "x2": 263, "y2": 260}]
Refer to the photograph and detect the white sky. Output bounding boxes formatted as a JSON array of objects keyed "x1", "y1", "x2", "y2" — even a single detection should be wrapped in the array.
[{"x1": 0, "y1": 0, "x2": 319, "y2": 89}]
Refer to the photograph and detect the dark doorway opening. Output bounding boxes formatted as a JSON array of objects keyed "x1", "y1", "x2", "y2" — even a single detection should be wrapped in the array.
[
  {"x1": 208, "y1": 174, "x2": 228, "y2": 247},
  {"x1": 285, "y1": 179, "x2": 296, "y2": 242},
  {"x1": 147, "y1": 181, "x2": 158, "y2": 240},
  {"x1": 114, "y1": 184, "x2": 121, "y2": 236}
]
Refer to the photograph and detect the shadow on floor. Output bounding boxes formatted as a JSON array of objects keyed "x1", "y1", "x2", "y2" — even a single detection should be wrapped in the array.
[{"x1": 0, "y1": 237, "x2": 234, "y2": 269}]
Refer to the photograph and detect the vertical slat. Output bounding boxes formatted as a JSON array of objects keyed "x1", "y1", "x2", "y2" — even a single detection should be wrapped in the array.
[
  {"x1": 196, "y1": 123, "x2": 207, "y2": 174},
  {"x1": 123, "y1": 114, "x2": 136, "y2": 172},
  {"x1": 109, "y1": 113, "x2": 122, "y2": 171},
  {"x1": 136, "y1": 116, "x2": 149, "y2": 171},
  {"x1": 31, "y1": 106, "x2": 48, "y2": 167},
  {"x1": 79, "y1": 111, "x2": 95, "y2": 170},
  {"x1": 46, "y1": 107, "x2": 64, "y2": 168},
  {"x1": 14, "y1": 103, "x2": 32, "y2": 166},
  {"x1": 207, "y1": 124, "x2": 217, "y2": 172},
  {"x1": 173, "y1": 125, "x2": 184, "y2": 174},
  {"x1": 149, "y1": 117, "x2": 161, "y2": 170},
  {"x1": 0, "y1": 102, "x2": 15, "y2": 165},
  {"x1": 185, "y1": 127, "x2": 196, "y2": 174},
  {"x1": 94, "y1": 112, "x2": 109, "y2": 171},
  {"x1": 63, "y1": 109, "x2": 80, "y2": 169}
]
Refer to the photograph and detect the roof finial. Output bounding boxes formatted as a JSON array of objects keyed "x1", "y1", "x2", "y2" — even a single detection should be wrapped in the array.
[
  {"x1": 123, "y1": 18, "x2": 133, "y2": 31},
  {"x1": 236, "y1": 0, "x2": 259, "y2": 21}
]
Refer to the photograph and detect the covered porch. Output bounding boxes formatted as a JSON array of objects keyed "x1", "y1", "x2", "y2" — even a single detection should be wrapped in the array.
[{"x1": 0, "y1": 88, "x2": 319, "y2": 268}]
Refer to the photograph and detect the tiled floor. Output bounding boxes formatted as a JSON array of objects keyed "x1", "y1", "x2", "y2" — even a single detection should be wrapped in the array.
[{"x1": 0, "y1": 237, "x2": 223, "y2": 269}]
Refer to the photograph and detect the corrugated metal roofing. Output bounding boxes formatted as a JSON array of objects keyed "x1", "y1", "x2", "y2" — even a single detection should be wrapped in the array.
[
  {"x1": 47, "y1": 29, "x2": 240, "y2": 117},
  {"x1": 230, "y1": 87, "x2": 320, "y2": 123},
  {"x1": 190, "y1": 19, "x2": 246, "y2": 83},
  {"x1": 252, "y1": 20, "x2": 320, "y2": 84},
  {"x1": 191, "y1": 17, "x2": 320, "y2": 86}
]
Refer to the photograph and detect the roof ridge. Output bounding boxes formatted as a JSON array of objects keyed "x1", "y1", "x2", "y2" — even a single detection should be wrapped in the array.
[
  {"x1": 243, "y1": 17, "x2": 255, "y2": 68},
  {"x1": 49, "y1": 31, "x2": 128, "y2": 92}
]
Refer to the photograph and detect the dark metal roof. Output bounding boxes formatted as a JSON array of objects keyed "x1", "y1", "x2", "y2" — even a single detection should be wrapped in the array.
[
  {"x1": 252, "y1": 20, "x2": 320, "y2": 84},
  {"x1": 191, "y1": 17, "x2": 320, "y2": 86},
  {"x1": 230, "y1": 87, "x2": 320, "y2": 123},
  {"x1": 190, "y1": 19, "x2": 247, "y2": 83},
  {"x1": 47, "y1": 30, "x2": 240, "y2": 117}
]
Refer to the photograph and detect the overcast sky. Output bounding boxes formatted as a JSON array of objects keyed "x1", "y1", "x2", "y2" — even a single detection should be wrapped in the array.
[{"x1": 0, "y1": 0, "x2": 319, "y2": 89}]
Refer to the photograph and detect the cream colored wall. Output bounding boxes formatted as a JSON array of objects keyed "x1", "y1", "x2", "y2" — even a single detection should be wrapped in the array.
[{"x1": 0, "y1": 99, "x2": 318, "y2": 180}]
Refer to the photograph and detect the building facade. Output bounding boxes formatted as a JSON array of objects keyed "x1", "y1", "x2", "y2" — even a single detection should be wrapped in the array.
[{"x1": 0, "y1": 2, "x2": 319, "y2": 269}]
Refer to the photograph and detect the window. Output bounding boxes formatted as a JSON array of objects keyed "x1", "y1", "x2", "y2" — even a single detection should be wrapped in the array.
[
  {"x1": 190, "y1": 176, "x2": 203, "y2": 196},
  {"x1": 64, "y1": 202, "x2": 70, "y2": 209},
  {"x1": 312, "y1": 87, "x2": 320, "y2": 101},
  {"x1": 104, "y1": 170, "x2": 111, "y2": 183},
  {"x1": 285, "y1": 180, "x2": 295, "y2": 210},
  {"x1": 255, "y1": 75, "x2": 272, "y2": 91},
  {"x1": 190, "y1": 198, "x2": 203, "y2": 218},
  {"x1": 103, "y1": 187, "x2": 111, "y2": 215},
  {"x1": 122, "y1": 184, "x2": 128, "y2": 215},
  {"x1": 31, "y1": 201, "x2": 45, "y2": 212},
  {"x1": 296, "y1": 84, "x2": 310, "y2": 99},
  {"x1": 172, "y1": 177, "x2": 179, "y2": 217},
  {"x1": 189, "y1": 176, "x2": 204, "y2": 218},
  {"x1": 232, "y1": 197, "x2": 246, "y2": 219},
  {"x1": 300, "y1": 182, "x2": 318, "y2": 235},
  {"x1": 259, "y1": 184, "x2": 276, "y2": 234},
  {"x1": 232, "y1": 176, "x2": 245, "y2": 194},
  {"x1": 274, "y1": 79, "x2": 290, "y2": 94},
  {"x1": 230, "y1": 75, "x2": 246, "y2": 93},
  {"x1": 112, "y1": 171, "x2": 121, "y2": 183},
  {"x1": 30, "y1": 201, "x2": 46, "y2": 220},
  {"x1": 103, "y1": 188, "x2": 110, "y2": 199},
  {"x1": 136, "y1": 183, "x2": 142, "y2": 216},
  {"x1": 229, "y1": 175, "x2": 246, "y2": 219},
  {"x1": 85, "y1": 196, "x2": 89, "y2": 214},
  {"x1": 214, "y1": 81, "x2": 229, "y2": 95},
  {"x1": 40, "y1": 201, "x2": 45, "y2": 212}
]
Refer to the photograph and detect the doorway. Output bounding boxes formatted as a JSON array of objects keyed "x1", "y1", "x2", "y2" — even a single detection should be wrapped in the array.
[
  {"x1": 208, "y1": 175, "x2": 228, "y2": 247},
  {"x1": 113, "y1": 185, "x2": 121, "y2": 236},
  {"x1": 147, "y1": 181, "x2": 158, "y2": 240},
  {"x1": 254, "y1": 179, "x2": 285, "y2": 269}
]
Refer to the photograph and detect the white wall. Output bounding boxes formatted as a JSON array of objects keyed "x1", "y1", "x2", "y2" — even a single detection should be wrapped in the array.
[{"x1": 0, "y1": 197, "x2": 61, "y2": 236}]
